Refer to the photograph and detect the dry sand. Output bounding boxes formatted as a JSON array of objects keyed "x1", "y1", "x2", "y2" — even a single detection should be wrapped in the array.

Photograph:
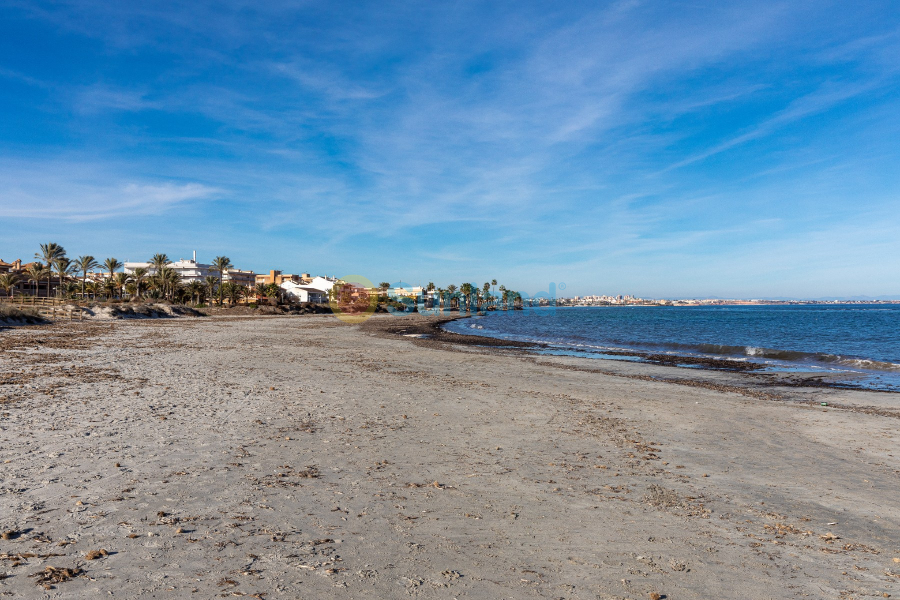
[{"x1": 1, "y1": 314, "x2": 899, "y2": 599}]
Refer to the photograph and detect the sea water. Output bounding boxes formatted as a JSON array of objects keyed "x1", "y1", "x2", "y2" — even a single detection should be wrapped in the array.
[{"x1": 442, "y1": 305, "x2": 900, "y2": 391}]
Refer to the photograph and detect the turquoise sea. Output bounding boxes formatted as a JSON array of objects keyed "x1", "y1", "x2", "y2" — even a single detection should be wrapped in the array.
[{"x1": 443, "y1": 305, "x2": 900, "y2": 391}]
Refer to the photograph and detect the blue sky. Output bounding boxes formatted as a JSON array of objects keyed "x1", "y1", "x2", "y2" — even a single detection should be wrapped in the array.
[{"x1": 1, "y1": 1, "x2": 899, "y2": 298}]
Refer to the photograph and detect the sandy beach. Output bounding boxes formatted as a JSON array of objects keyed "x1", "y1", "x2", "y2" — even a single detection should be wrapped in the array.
[{"x1": 1, "y1": 313, "x2": 899, "y2": 599}]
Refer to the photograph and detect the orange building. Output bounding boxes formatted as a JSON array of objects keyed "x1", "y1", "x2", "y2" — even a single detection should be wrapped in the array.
[
  {"x1": 255, "y1": 270, "x2": 301, "y2": 286},
  {"x1": 0, "y1": 259, "x2": 22, "y2": 274}
]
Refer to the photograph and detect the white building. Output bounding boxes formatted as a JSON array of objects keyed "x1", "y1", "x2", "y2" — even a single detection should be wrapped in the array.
[
  {"x1": 389, "y1": 286, "x2": 424, "y2": 298},
  {"x1": 306, "y1": 276, "x2": 338, "y2": 294},
  {"x1": 124, "y1": 258, "x2": 209, "y2": 283},
  {"x1": 280, "y1": 282, "x2": 327, "y2": 303},
  {"x1": 279, "y1": 276, "x2": 338, "y2": 304},
  {"x1": 124, "y1": 251, "x2": 254, "y2": 285}
]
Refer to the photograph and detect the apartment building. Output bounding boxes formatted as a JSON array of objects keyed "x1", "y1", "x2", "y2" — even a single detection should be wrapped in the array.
[
  {"x1": 124, "y1": 252, "x2": 255, "y2": 286},
  {"x1": 124, "y1": 257, "x2": 210, "y2": 283},
  {"x1": 255, "y1": 270, "x2": 301, "y2": 286}
]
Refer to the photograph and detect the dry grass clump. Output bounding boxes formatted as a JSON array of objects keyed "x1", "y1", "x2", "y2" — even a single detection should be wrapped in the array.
[
  {"x1": 644, "y1": 484, "x2": 686, "y2": 509},
  {"x1": 30, "y1": 565, "x2": 83, "y2": 588},
  {"x1": 84, "y1": 548, "x2": 109, "y2": 560},
  {"x1": 297, "y1": 466, "x2": 320, "y2": 478},
  {"x1": 0, "y1": 305, "x2": 44, "y2": 324},
  {"x1": 644, "y1": 484, "x2": 711, "y2": 518}
]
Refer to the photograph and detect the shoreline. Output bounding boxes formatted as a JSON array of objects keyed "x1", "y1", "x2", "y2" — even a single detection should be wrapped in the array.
[
  {"x1": 364, "y1": 314, "x2": 900, "y2": 418},
  {"x1": 371, "y1": 311, "x2": 900, "y2": 394}
]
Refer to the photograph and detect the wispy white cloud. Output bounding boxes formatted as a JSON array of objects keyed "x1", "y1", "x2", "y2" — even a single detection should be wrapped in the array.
[
  {"x1": 0, "y1": 160, "x2": 218, "y2": 220},
  {"x1": 270, "y1": 62, "x2": 387, "y2": 101},
  {"x1": 661, "y1": 80, "x2": 879, "y2": 172},
  {"x1": 0, "y1": 65, "x2": 50, "y2": 88},
  {"x1": 73, "y1": 84, "x2": 160, "y2": 114}
]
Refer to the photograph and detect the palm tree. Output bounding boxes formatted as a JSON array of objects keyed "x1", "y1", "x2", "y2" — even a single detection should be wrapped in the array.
[
  {"x1": 251, "y1": 283, "x2": 267, "y2": 302},
  {"x1": 60, "y1": 281, "x2": 80, "y2": 299},
  {"x1": 225, "y1": 282, "x2": 245, "y2": 305},
  {"x1": 460, "y1": 283, "x2": 472, "y2": 312},
  {"x1": 131, "y1": 267, "x2": 148, "y2": 299},
  {"x1": 211, "y1": 256, "x2": 232, "y2": 306},
  {"x1": 0, "y1": 273, "x2": 21, "y2": 298},
  {"x1": 102, "y1": 258, "x2": 122, "y2": 300},
  {"x1": 25, "y1": 263, "x2": 49, "y2": 298},
  {"x1": 186, "y1": 280, "x2": 204, "y2": 305},
  {"x1": 265, "y1": 283, "x2": 281, "y2": 303},
  {"x1": 158, "y1": 266, "x2": 180, "y2": 302},
  {"x1": 219, "y1": 281, "x2": 233, "y2": 304},
  {"x1": 149, "y1": 266, "x2": 168, "y2": 300},
  {"x1": 38, "y1": 265, "x2": 55, "y2": 299},
  {"x1": 147, "y1": 273, "x2": 160, "y2": 298},
  {"x1": 204, "y1": 275, "x2": 219, "y2": 305},
  {"x1": 113, "y1": 272, "x2": 131, "y2": 299},
  {"x1": 103, "y1": 258, "x2": 122, "y2": 281},
  {"x1": 35, "y1": 242, "x2": 66, "y2": 298},
  {"x1": 150, "y1": 253, "x2": 169, "y2": 274},
  {"x1": 447, "y1": 284, "x2": 458, "y2": 310},
  {"x1": 171, "y1": 280, "x2": 185, "y2": 303},
  {"x1": 173, "y1": 285, "x2": 189, "y2": 304},
  {"x1": 102, "y1": 278, "x2": 117, "y2": 300},
  {"x1": 51, "y1": 257, "x2": 75, "y2": 297},
  {"x1": 74, "y1": 255, "x2": 99, "y2": 300}
]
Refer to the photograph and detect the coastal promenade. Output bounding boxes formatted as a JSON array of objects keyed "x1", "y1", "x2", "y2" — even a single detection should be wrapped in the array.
[{"x1": 1, "y1": 315, "x2": 898, "y2": 598}]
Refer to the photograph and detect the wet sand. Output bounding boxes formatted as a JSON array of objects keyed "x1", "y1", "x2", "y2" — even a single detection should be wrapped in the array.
[{"x1": 1, "y1": 314, "x2": 899, "y2": 599}]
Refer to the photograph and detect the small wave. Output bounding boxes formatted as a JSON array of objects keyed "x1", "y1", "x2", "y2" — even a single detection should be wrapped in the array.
[
  {"x1": 596, "y1": 341, "x2": 900, "y2": 373},
  {"x1": 603, "y1": 340, "x2": 897, "y2": 371},
  {"x1": 713, "y1": 346, "x2": 900, "y2": 372},
  {"x1": 819, "y1": 356, "x2": 900, "y2": 372}
]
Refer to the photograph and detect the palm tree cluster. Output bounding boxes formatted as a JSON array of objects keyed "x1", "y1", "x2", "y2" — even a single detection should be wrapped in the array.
[
  {"x1": 3, "y1": 243, "x2": 255, "y2": 307},
  {"x1": 428, "y1": 278, "x2": 522, "y2": 311},
  {"x1": 252, "y1": 282, "x2": 282, "y2": 303}
]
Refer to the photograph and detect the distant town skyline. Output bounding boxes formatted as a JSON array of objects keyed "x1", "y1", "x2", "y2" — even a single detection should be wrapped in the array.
[{"x1": 2, "y1": 2, "x2": 899, "y2": 299}]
